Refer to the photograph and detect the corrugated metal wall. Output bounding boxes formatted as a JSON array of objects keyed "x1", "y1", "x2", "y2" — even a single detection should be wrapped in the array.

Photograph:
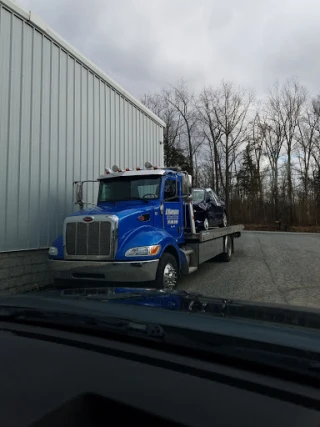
[{"x1": 0, "y1": 3, "x2": 164, "y2": 252}]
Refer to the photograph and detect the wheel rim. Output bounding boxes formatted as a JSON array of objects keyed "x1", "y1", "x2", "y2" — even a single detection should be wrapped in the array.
[
  {"x1": 163, "y1": 263, "x2": 177, "y2": 288},
  {"x1": 204, "y1": 218, "x2": 209, "y2": 230},
  {"x1": 223, "y1": 213, "x2": 227, "y2": 227}
]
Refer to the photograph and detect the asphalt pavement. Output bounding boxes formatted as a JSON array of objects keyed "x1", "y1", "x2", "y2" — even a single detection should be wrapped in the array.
[{"x1": 178, "y1": 231, "x2": 320, "y2": 309}]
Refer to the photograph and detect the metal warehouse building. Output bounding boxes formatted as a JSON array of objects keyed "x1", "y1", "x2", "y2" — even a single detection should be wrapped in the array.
[{"x1": 0, "y1": 0, "x2": 164, "y2": 290}]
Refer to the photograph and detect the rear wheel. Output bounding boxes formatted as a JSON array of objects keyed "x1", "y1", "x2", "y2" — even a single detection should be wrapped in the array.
[
  {"x1": 220, "y1": 236, "x2": 232, "y2": 262},
  {"x1": 154, "y1": 253, "x2": 178, "y2": 289}
]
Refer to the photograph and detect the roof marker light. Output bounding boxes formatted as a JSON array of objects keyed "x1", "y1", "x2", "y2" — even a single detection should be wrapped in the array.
[
  {"x1": 136, "y1": 167, "x2": 141, "y2": 170},
  {"x1": 145, "y1": 161, "x2": 153, "y2": 169}
]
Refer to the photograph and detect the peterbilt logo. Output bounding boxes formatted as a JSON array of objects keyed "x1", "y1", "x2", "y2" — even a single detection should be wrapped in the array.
[{"x1": 83, "y1": 216, "x2": 93, "y2": 223}]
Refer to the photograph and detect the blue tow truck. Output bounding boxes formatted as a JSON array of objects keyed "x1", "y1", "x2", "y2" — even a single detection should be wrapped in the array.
[{"x1": 48, "y1": 162, "x2": 243, "y2": 289}]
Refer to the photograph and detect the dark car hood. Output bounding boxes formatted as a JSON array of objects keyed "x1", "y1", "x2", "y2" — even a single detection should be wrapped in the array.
[
  {"x1": 192, "y1": 200, "x2": 205, "y2": 206},
  {"x1": 192, "y1": 200, "x2": 208, "y2": 211}
]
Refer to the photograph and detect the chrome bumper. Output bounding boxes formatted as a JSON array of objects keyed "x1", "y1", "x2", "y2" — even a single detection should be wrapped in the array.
[{"x1": 49, "y1": 259, "x2": 159, "y2": 282}]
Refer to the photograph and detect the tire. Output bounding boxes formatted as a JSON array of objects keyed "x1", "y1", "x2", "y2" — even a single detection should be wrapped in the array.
[
  {"x1": 203, "y1": 218, "x2": 209, "y2": 230},
  {"x1": 154, "y1": 253, "x2": 178, "y2": 289},
  {"x1": 219, "y1": 211, "x2": 228, "y2": 228},
  {"x1": 220, "y1": 236, "x2": 232, "y2": 262}
]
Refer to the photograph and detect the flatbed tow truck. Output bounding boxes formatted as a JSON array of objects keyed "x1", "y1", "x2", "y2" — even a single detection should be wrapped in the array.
[{"x1": 48, "y1": 162, "x2": 243, "y2": 289}]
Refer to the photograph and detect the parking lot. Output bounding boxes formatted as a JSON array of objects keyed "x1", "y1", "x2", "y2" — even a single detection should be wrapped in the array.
[{"x1": 178, "y1": 231, "x2": 320, "y2": 308}]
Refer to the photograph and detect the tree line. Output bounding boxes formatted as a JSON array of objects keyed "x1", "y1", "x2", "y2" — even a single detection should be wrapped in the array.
[{"x1": 142, "y1": 78, "x2": 320, "y2": 226}]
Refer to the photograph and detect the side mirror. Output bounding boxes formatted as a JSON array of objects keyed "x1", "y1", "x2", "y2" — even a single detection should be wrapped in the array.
[
  {"x1": 74, "y1": 182, "x2": 84, "y2": 209},
  {"x1": 182, "y1": 174, "x2": 192, "y2": 196},
  {"x1": 73, "y1": 179, "x2": 99, "y2": 210},
  {"x1": 75, "y1": 182, "x2": 83, "y2": 203}
]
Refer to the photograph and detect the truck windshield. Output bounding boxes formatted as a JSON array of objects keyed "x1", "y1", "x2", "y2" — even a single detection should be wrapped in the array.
[
  {"x1": 192, "y1": 189, "x2": 205, "y2": 201},
  {"x1": 98, "y1": 176, "x2": 161, "y2": 202}
]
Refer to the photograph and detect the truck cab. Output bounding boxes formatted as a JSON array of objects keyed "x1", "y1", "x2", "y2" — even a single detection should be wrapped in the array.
[
  {"x1": 97, "y1": 167, "x2": 190, "y2": 244},
  {"x1": 49, "y1": 163, "x2": 193, "y2": 288},
  {"x1": 49, "y1": 161, "x2": 242, "y2": 289}
]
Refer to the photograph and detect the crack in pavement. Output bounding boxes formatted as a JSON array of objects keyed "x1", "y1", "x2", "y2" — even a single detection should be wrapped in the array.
[{"x1": 257, "y1": 234, "x2": 289, "y2": 304}]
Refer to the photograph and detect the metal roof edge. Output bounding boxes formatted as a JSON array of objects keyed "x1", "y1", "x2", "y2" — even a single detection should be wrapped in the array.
[{"x1": 0, "y1": 0, "x2": 166, "y2": 128}]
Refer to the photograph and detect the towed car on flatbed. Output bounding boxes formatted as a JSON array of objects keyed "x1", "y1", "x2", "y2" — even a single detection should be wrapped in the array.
[{"x1": 192, "y1": 188, "x2": 227, "y2": 230}]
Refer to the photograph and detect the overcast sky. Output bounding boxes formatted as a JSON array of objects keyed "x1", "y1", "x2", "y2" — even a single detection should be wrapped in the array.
[{"x1": 16, "y1": 0, "x2": 320, "y2": 100}]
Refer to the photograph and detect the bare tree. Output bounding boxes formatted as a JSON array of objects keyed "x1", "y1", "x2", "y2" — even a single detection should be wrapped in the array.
[
  {"x1": 164, "y1": 80, "x2": 202, "y2": 178},
  {"x1": 310, "y1": 96, "x2": 320, "y2": 171},
  {"x1": 142, "y1": 77, "x2": 320, "y2": 227},
  {"x1": 257, "y1": 109, "x2": 284, "y2": 219},
  {"x1": 209, "y1": 81, "x2": 253, "y2": 213},
  {"x1": 197, "y1": 87, "x2": 223, "y2": 193},
  {"x1": 268, "y1": 79, "x2": 307, "y2": 222},
  {"x1": 295, "y1": 101, "x2": 320, "y2": 222},
  {"x1": 142, "y1": 90, "x2": 189, "y2": 169},
  {"x1": 249, "y1": 112, "x2": 265, "y2": 202}
]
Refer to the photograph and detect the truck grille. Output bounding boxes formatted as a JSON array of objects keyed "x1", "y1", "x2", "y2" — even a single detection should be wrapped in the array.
[{"x1": 66, "y1": 221, "x2": 112, "y2": 257}]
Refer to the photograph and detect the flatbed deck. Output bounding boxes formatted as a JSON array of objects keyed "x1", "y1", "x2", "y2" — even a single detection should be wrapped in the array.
[{"x1": 184, "y1": 225, "x2": 244, "y2": 242}]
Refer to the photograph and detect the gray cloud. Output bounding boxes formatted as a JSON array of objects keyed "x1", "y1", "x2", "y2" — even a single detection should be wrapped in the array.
[{"x1": 17, "y1": 0, "x2": 320, "y2": 98}]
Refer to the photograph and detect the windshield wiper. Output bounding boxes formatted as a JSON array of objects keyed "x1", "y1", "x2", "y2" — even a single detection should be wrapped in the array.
[
  {"x1": 0, "y1": 306, "x2": 165, "y2": 339},
  {"x1": 180, "y1": 294, "x2": 320, "y2": 330}
]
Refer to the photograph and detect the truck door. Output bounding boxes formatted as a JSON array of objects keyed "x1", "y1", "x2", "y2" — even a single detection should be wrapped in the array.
[{"x1": 163, "y1": 176, "x2": 183, "y2": 241}]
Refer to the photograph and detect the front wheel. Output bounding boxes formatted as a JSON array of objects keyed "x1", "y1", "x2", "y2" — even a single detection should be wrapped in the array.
[
  {"x1": 219, "y1": 212, "x2": 228, "y2": 228},
  {"x1": 154, "y1": 253, "x2": 178, "y2": 289}
]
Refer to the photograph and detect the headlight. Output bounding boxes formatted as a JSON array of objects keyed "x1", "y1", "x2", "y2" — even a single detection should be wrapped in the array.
[
  {"x1": 48, "y1": 246, "x2": 58, "y2": 256},
  {"x1": 125, "y1": 245, "x2": 161, "y2": 257}
]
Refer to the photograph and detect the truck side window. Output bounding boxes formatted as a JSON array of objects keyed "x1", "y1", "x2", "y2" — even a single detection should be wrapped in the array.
[
  {"x1": 164, "y1": 179, "x2": 177, "y2": 201},
  {"x1": 136, "y1": 183, "x2": 159, "y2": 199}
]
